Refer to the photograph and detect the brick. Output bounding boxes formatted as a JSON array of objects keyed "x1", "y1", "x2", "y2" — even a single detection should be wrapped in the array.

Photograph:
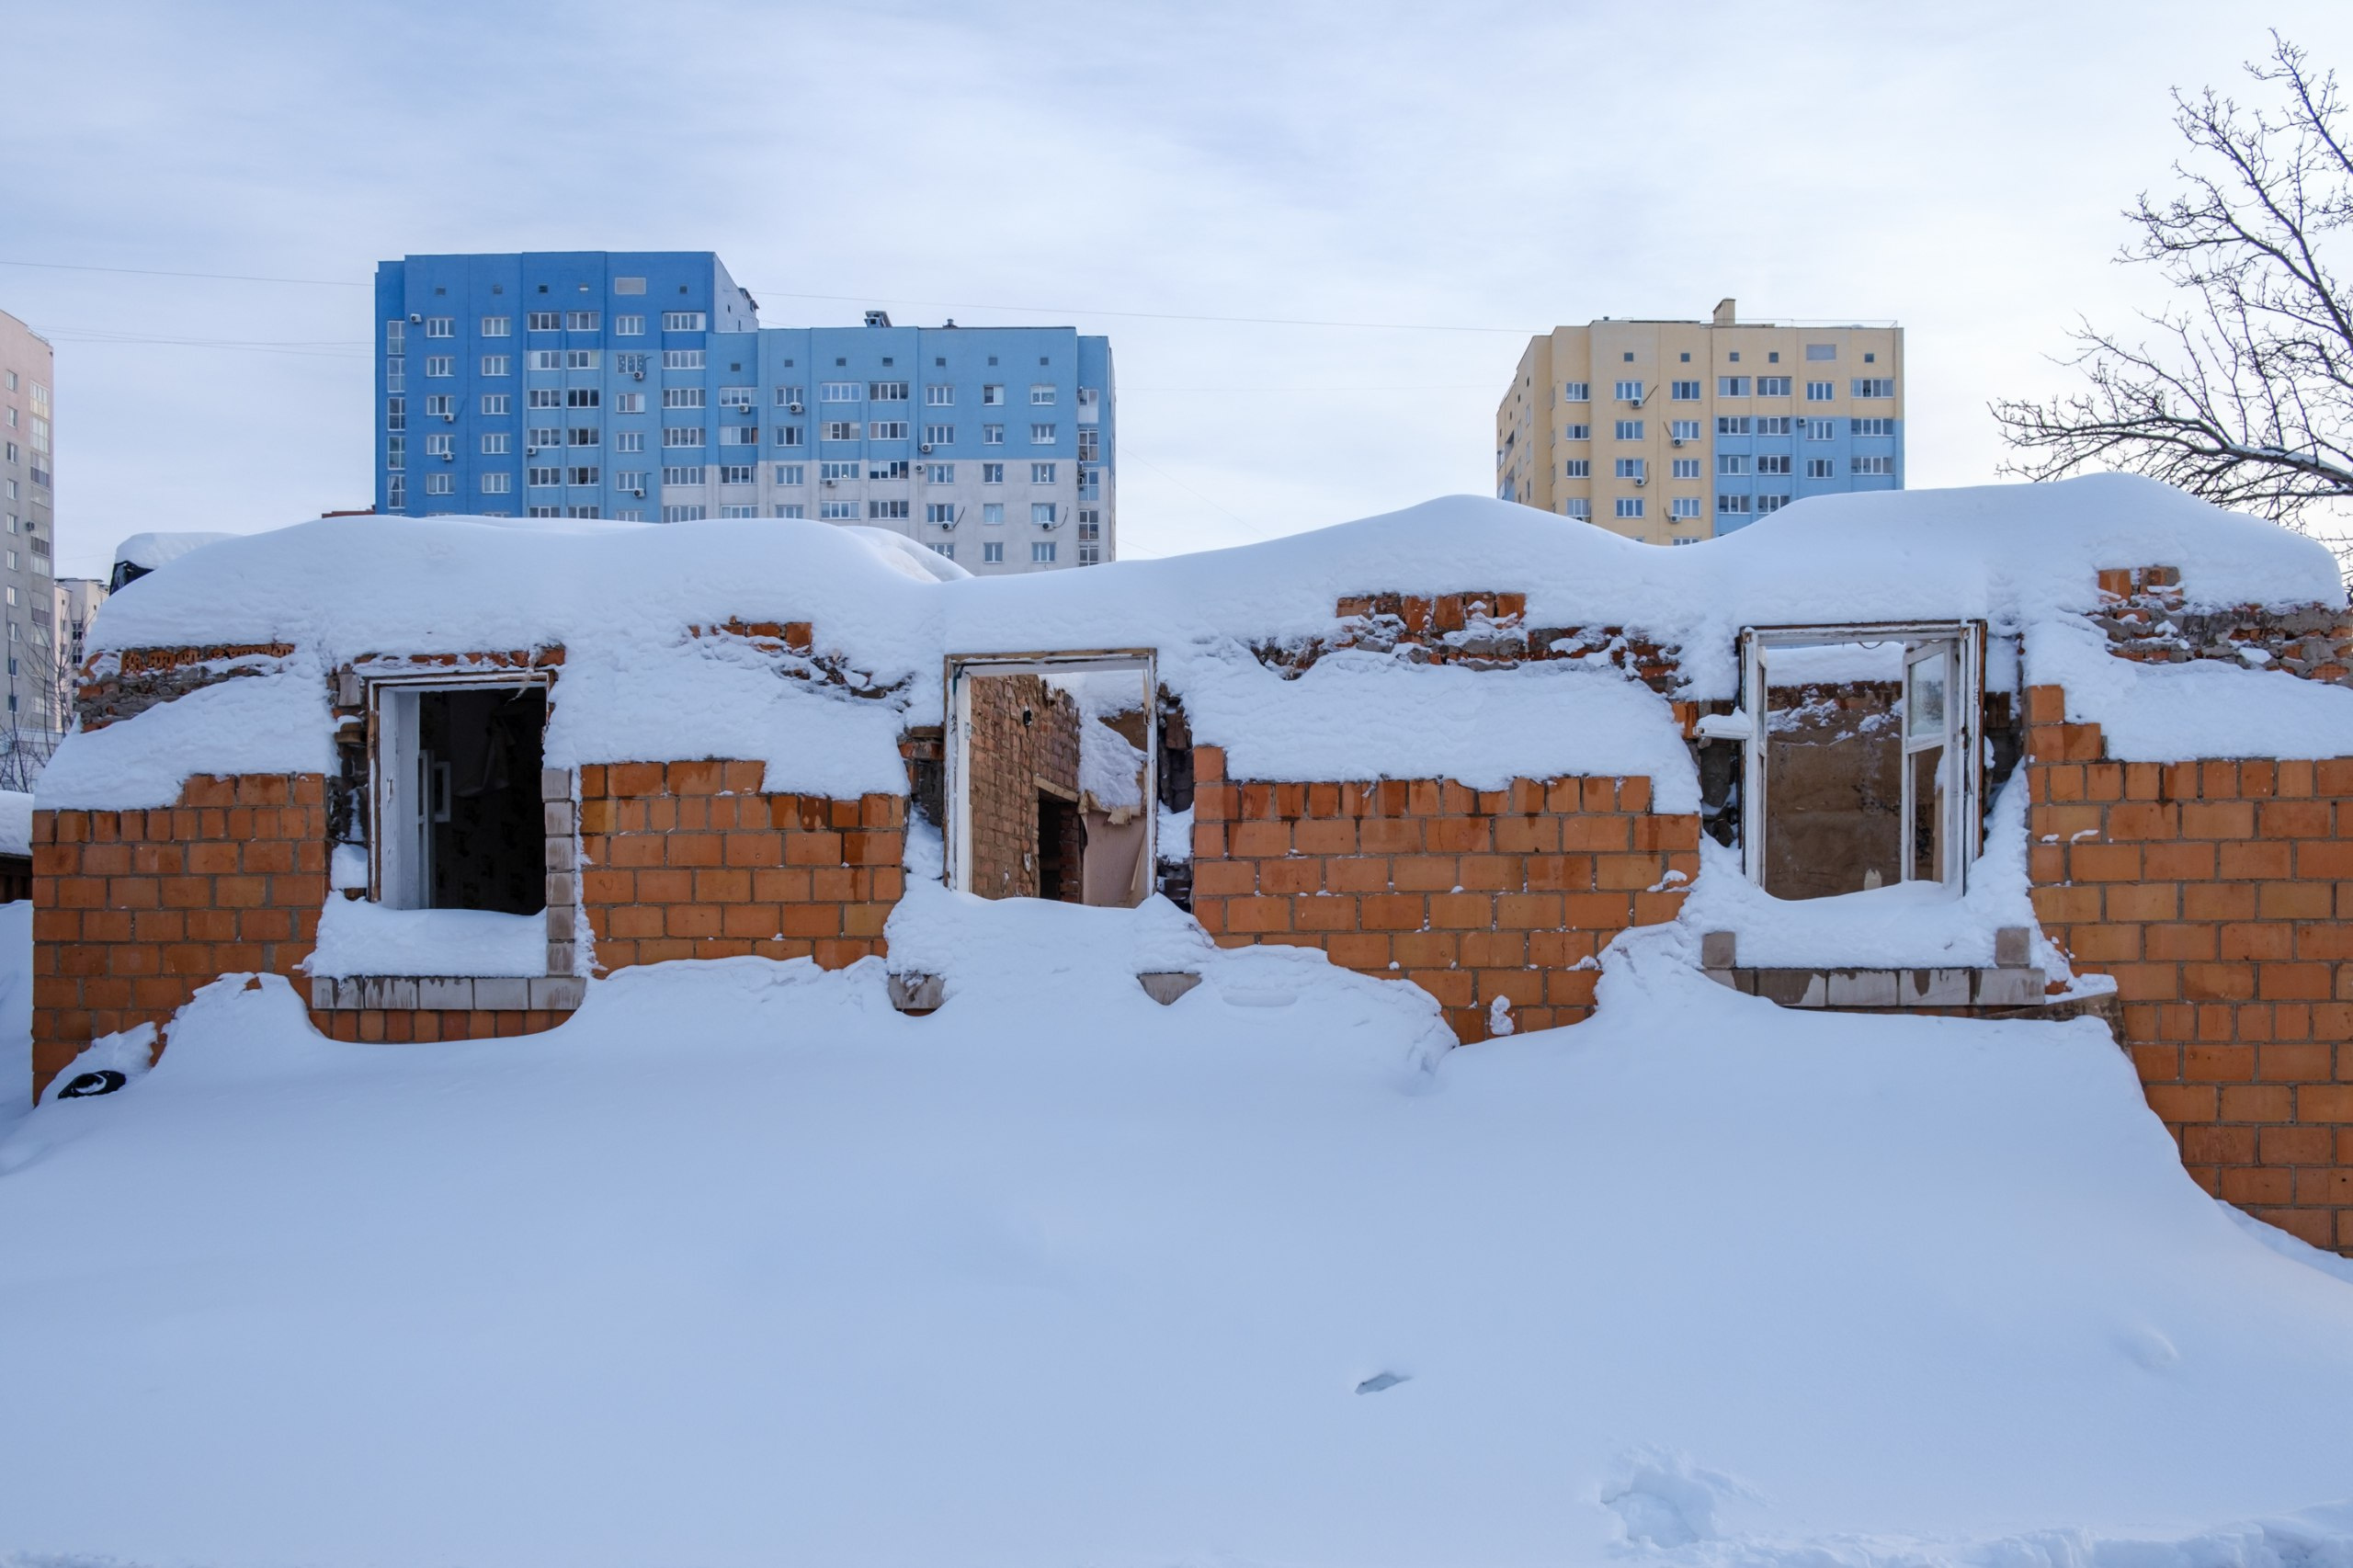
[
  {"x1": 1361, "y1": 893, "x2": 1426, "y2": 931},
  {"x1": 1229, "y1": 822, "x2": 1291, "y2": 858},
  {"x1": 1429, "y1": 892, "x2": 1494, "y2": 929},
  {"x1": 2260, "y1": 962, "x2": 2334, "y2": 1000},
  {"x1": 2219, "y1": 923, "x2": 2294, "y2": 960},
  {"x1": 2069, "y1": 843, "x2": 2141, "y2": 881},
  {"x1": 2181, "y1": 962, "x2": 2256, "y2": 1002},
  {"x1": 2185, "y1": 1044, "x2": 2256, "y2": 1082}
]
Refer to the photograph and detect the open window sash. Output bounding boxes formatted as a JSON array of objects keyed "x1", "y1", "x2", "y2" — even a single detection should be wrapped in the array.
[{"x1": 1736, "y1": 621, "x2": 1983, "y2": 895}]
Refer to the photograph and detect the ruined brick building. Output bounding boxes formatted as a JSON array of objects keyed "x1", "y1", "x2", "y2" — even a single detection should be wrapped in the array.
[{"x1": 30, "y1": 477, "x2": 2353, "y2": 1250}]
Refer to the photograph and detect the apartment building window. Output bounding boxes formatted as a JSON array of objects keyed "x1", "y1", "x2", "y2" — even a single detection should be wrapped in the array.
[
  {"x1": 1029, "y1": 424, "x2": 1057, "y2": 444},
  {"x1": 566, "y1": 467, "x2": 599, "y2": 487},
  {"x1": 425, "y1": 473, "x2": 453, "y2": 495},
  {"x1": 565, "y1": 350, "x2": 600, "y2": 370},
  {"x1": 931, "y1": 541, "x2": 955, "y2": 560},
  {"x1": 613, "y1": 315, "x2": 644, "y2": 336},
  {"x1": 663, "y1": 506, "x2": 708, "y2": 523},
  {"x1": 722, "y1": 426, "x2": 760, "y2": 446},
  {"x1": 1718, "y1": 377, "x2": 1749, "y2": 397},
  {"x1": 425, "y1": 357, "x2": 454, "y2": 378},
  {"x1": 1671, "y1": 496, "x2": 1702, "y2": 518},
  {"x1": 1614, "y1": 458, "x2": 1645, "y2": 480},
  {"x1": 528, "y1": 426, "x2": 561, "y2": 449},
  {"x1": 481, "y1": 433, "x2": 514, "y2": 457},
  {"x1": 425, "y1": 316, "x2": 453, "y2": 338},
  {"x1": 821, "y1": 381, "x2": 860, "y2": 402},
  {"x1": 614, "y1": 432, "x2": 645, "y2": 453},
  {"x1": 1798, "y1": 419, "x2": 1830, "y2": 440},
  {"x1": 820, "y1": 500, "x2": 858, "y2": 520},
  {"x1": 926, "y1": 502, "x2": 958, "y2": 525},
  {"x1": 1614, "y1": 420, "x2": 1643, "y2": 440},
  {"x1": 983, "y1": 424, "x2": 1005, "y2": 445},
  {"x1": 529, "y1": 389, "x2": 563, "y2": 410},
  {"x1": 529, "y1": 351, "x2": 563, "y2": 372},
  {"x1": 870, "y1": 381, "x2": 910, "y2": 402},
  {"x1": 715, "y1": 505, "x2": 756, "y2": 518},
  {"x1": 1669, "y1": 420, "x2": 1700, "y2": 442},
  {"x1": 1670, "y1": 381, "x2": 1700, "y2": 401},
  {"x1": 1851, "y1": 417, "x2": 1897, "y2": 437},
  {"x1": 481, "y1": 394, "x2": 511, "y2": 415},
  {"x1": 1718, "y1": 494, "x2": 1752, "y2": 515},
  {"x1": 612, "y1": 392, "x2": 643, "y2": 415},
  {"x1": 664, "y1": 427, "x2": 707, "y2": 447},
  {"x1": 565, "y1": 389, "x2": 600, "y2": 409},
  {"x1": 926, "y1": 384, "x2": 954, "y2": 405},
  {"x1": 384, "y1": 358, "x2": 405, "y2": 392},
  {"x1": 1563, "y1": 423, "x2": 1590, "y2": 441},
  {"x1": 1032, "y1": 541, "x2": 1057, "y2": 563},
  {"x1": 713, "y1": 385, "x2": 755, "y2": 409},
  {"x1": 1030, "y1": 384, "x2": 1056, "y2": 404},
  {"x1": 983, "y1": 541, "x2": 1005, "y2": 563},
  {"x1": 820, "y1": 461, "x2": 859, "y2": 482},
  {"x1": 1075, "y1": 429, "x2": 1099, "y2": 462},
  {"x1": 1720, "y1": 453, "x2": 1750, "y2": 475},
  {"x1": 565, "y1": 312, "x2": 599, "y2": 331},
  {"x1": 385, "y1": 397, "x2": 405, "y2": 432},
  {"x1": 777, "y1": 505, "x2": 807, "y2": 519},
  {"x1": 425, "y1": 433, "x2": 454, "y2": 458},
  {"x1": 1672, "y1": 458, "x2": 1700, "y2": 480},
  {"x1": 1077, "y1": 467, "x2": 1101, "y2": 499},
  {"x1": 1756, "y1": 376, "x2": 1791, "y2": 397},
  {"x1": 869, "y1": 499, "x2": 911, "y2": 520},
  {"x1": 1613, "y1": 380, "x2": 1643, "y2": 402},
  {"x1": 1716, "y1": 416, "x2": 1750, "y2": 436},
  {"x1": 1805, "y1": 381, "x2": 1836, "y2": 401},
  {"x1": 1032, "y1": 503, "x2": 1057, "y2": 525},
  {"x1": 1563, "y1": 459, "x2": 1589, "y2": 478},
  {"x1": 615, "y1": 353, "x2": 648, "y2": 376},
  {"x1": 772, "y1": 463, "x2": 805, "y2": 485},
  {"x1": 663, "y1": 312, "x2": 707, "y2": 331},
  {"x1": 387, "y1": 436, "x2": 405, "y2": 471},
  {"x1": 614, "y1": 471, "x2": 647, "y2": 492},
  {"x1": 387, "y1": 475, "x2": 406, "y2": 506},
  {"x1": 982, "y1": 462, "x2": 1004, "y2": 483},
  {"x1": 1853, "y1": 379, "x2": 1896, "y2": 399},
  {"x1": 528, "y1": 312, "x2": 561, "y2": 331},
  {"x1": 924, "y1": 425, "x2": 954, "y2": 445},
  {"x1": 926, "y1": 463, "x2": 954, "y2": 483},
  {"x1": 774, "y1": 385, "x2": 806, "y2": 408},
  {"x1": 1757, "y1": 454, "x2": 1790, "y2": 475},
  {"x1": 386, "y1": 321, "x2": 405, "y2": 351},
  {"x1": 776, "y1": 426, "x2": 805, "y2": 447},
  {"x1": 1757, "y1": 494, "x2": 1790, "y2": 514},
  {"x1": 1852, "y1": 456, "x2": 1894, "y2": 475},
  {"x1": 481, "y1": 316, "x2": 510, "y2": 337},
  {"x1": 820, "y1": 421, "x2": 859, "y2": 441},
  {"x1": 713, "y1": 465, "x2": 750, "y2": 484},
  {"x1": 1805, "y1": 458, "x2": 1835, "y2": 478},
  {"x1": 1077, "y1": 511, "x2": 1101, "y2": 540},
  {"x1": 662, "y1": 465, "x2": 707, "y2": 486},
  {"x1": 1563, "y1": 381, "x2": 1590, "y2": 401},
  {"x1": 870, "y1": 421, "x2": 910, "y2": 440},
  {"x1": 481, "y1": 355, "x2": 510, "y2": 377},
  {"x1": 481, "y1": 473, "x2": 512, "y2": 494},
  {"x1": 663, "y1": 350, "x2": 705, "y2": 370},
  {"x1": 1615, "y1": 497, "x2": 1644, "y2": 519},
  {"x1": 983, "y1": 503, "x2": 1005, "y2": 525},
  {"x1": 1030, "y1": 462, "x2": 1057, "y2": 483},
  {"x1": 974, "y1": 384, "x2": 1004, "y2": 407},
  {"x1": 528, "y1": 466, "x2": 561, "y2": 487},
  {"x1": 1563, "y1": 498, "x2": 1590, "y2": 518},
  {"x1": 1076, "y1": 386, "x2": 1100, "y2": 413}
]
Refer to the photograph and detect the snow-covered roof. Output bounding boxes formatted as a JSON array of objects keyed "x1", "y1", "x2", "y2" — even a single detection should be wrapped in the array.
[
  {"x1": 112, "y1": 531, "x2": 239, "y2": 574},
  {"x1": 43, "y1": 476, "x2": 2353, "y2": 812}
]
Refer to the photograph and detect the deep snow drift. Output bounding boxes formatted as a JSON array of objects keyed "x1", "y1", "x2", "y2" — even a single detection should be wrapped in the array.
[{"x1": 6, "y1": 876, "x2": 2353, "y2": 1567}]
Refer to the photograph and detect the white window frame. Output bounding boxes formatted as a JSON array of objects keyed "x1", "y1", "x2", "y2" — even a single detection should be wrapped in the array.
[
  {"x1": 1734, "y1": 621, "x2": 1984, "y2": 896},
  {"x1": 943, "y1": 649, "x2": 1157, "y2": 900}
]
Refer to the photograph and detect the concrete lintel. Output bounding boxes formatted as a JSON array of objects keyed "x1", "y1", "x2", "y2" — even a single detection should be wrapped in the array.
[
  {"x1": 1752, "y1": 969, "x2": 1827, "y2": 1007},
  {"x1": 1975, "y1": 967, "x2": 2050, "y2": 1006},
  {"x1": 529, "y1": 976, "x2": 586, "y2": 1011},
  {"x1": 1897, "y1": 968, "x2": 1972, "y2": 1007},
  {"x1": 1826, "y1": 969, "x2": 1900, "y2": 1006},
  {"x1": 472, "y1": 976, "x2": 532, "y2": 1011}
]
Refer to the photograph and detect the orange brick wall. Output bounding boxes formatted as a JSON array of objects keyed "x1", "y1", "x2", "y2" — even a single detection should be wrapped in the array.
[
  {"x1": 32, "y1": 774, "x2": 328, "y2": 1099},
  {"x1": 1187, "y1": 744, "x2": 1699, "y2": 1042},
  {"x1": 577, "y1": 760, "x2": 904, "y2": 971},
  {"x1": 2025, "y1": 682, "x2": 2353, "y2": 1252}
]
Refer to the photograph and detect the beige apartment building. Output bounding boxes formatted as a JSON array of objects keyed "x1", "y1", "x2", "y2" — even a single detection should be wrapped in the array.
[
  {"x1": 1495, "y1": 300, "x2": 1904, "y2": 546},
  {"x1": 0, "y1": 309, "x2": 61, "y2": 733}
]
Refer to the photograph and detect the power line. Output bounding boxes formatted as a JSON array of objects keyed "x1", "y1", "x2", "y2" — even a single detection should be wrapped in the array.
[{"x1": 0, "y1": 258, "x2": 369, "y2": 288}]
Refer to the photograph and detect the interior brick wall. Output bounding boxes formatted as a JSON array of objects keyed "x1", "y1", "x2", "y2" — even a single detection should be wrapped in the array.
[
  {"x1": 963, "y1": 674, "x2": 1080, "y2": 901},
  {"x1": 577, "y1": 760, "x2": 904, "y2": 971},
  {"x1": 1187, "y1": 744, "x2": 1699, "y2": 1043},
  {"x1": 31, "y1": 774, "x2": 328, "y2": 1099},
  {"x1": 2025, "y1": 682, "x2": 2353, "y2": 1252}
]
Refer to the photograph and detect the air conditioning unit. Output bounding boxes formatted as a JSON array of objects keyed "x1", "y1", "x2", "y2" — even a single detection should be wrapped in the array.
[
  {"x1": 444, "y1": 411, "x2": 456, "y2": 422},
  {"x1": 409, "y1": 313, "x2": 423, "y2": 324},
  {"x1": 1634, "y1": 475, "x2": 1647, "y2": 487},
  {"x1": 918, "y1": 444, "x2": 932, "y2": 454},
  {"x1": 1671, "y1": 437, "x2": 1684, "y2": 448},
  {"x1": 440, "y1": 451, "x2": 453, "y2": 462},
  {"x1": 823, "y1": 478, "x2": 836, "y2": 488},
  {"x1": 788, "y1": 403, "x2": 804, "y2": 415}
]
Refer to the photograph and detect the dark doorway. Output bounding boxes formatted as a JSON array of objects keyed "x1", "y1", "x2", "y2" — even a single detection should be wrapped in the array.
[
  {"x1": 1036, "y1": 790, "x2": 1081, "y2": 903},
  {"x1": 418, "y1": 686, "x2": 546, "y2": 914}
]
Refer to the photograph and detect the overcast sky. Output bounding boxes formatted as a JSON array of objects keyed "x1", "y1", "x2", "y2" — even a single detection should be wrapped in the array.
[{"x1": 8, "y1": 0, "x2": 2351, "y2": 579}]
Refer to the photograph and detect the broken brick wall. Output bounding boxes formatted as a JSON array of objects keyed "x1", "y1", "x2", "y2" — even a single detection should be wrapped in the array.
[
  {"x1": 964, "y1": 674, "x2": 1080, "y2": 902},
  {"x1": 1188, "y1": 745, "x2": 1699, "y2": 1043}
]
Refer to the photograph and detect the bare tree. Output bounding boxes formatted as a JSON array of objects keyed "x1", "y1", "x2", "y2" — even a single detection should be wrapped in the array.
[{"x1": 1994, "y1": 35, "x2": 2353, "y2": 535}]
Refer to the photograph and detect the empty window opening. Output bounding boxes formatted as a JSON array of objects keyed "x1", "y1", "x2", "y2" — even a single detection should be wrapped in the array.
[
  {"x1": 373, "y1": 682, "x2": 547, "y2": 913},
  {"x1": 947, "y1": 652, "x2": 1162, "y2": 907},
  {"x1": 1734, "y1": 624, "x2": 1980, "y2": 899}
]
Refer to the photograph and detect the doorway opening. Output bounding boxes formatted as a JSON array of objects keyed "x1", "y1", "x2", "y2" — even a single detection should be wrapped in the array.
[{"x1": 370, "y1": 680, "x2": 548, "y2": 914}]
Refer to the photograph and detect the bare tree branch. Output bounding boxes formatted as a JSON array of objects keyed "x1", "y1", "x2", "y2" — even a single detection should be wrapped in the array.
[{"x1": 1995, "y1": 33, "x2": 2353, "y2": 556}]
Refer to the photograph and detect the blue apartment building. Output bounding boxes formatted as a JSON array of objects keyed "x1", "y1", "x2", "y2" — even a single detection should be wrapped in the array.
[{"x1": 375, "y1": 251, "x2": 1116, "y2": 572}]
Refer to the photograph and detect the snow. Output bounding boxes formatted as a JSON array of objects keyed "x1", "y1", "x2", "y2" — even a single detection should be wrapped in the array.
[
  {"x1": 35, "y1": 660, "x2": 335, "y2": 811},
  {"x1": 306, "y1": 898, "x2": 549, "y2": 978},
  {"x1": 5, "y1": 884, "x2": 2353, "y2": 1565},
  {"x1": 47, "y1": 476, "x2": 2353, "y2": 814},
  {"x1": 1765, "y1": 638, "x2": 1904, "y2": 686},
  {"x1": 111, "y1": 529, "x2": 237, "y2": 574},
  {"x1": 0, "y1": 790, "x2": 32, "y2": 858},
  {"x1": 1078, "y1": 713, "x2": 1145, "y2": 811},
  {"x1": 0, "y1": 903, "x2": 28, "y2": 1133}
]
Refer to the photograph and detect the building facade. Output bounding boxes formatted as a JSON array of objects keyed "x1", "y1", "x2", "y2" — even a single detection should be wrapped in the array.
[
  {"x1": 374, "y1": 252, "x2": 1117, "y2": 573},
  {"x1": 1495, "y1": 300, "x2": 1903, "y2": 545},
  {"x1": 52, "y1": 576, "x2": 106, "y2": 679},
  {"x1": 0, "y1": 309, "x2": 61, "y2": 731}
]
